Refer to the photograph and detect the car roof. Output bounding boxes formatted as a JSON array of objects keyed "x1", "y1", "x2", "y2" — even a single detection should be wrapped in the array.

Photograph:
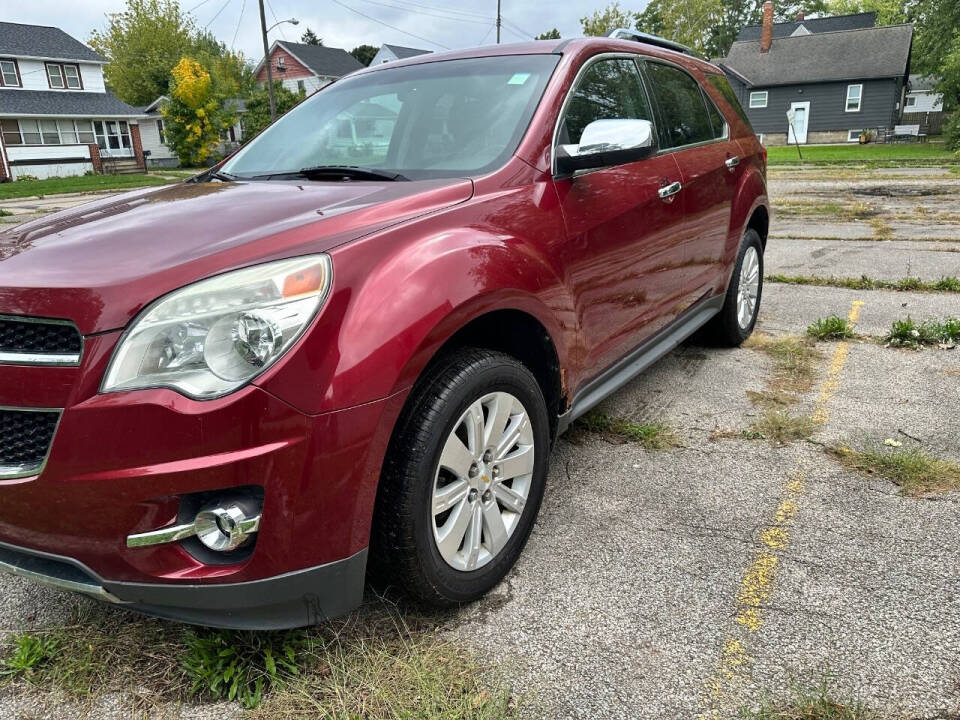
[{"x1": 348, "y1": 37, "x2": 721, "y2": 79}]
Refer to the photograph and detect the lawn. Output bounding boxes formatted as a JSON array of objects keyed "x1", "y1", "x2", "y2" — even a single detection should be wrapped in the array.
[
  {"x1": 0, "y1": 173, "x2": 179, "y2": 200},
  {"x1": 767, "y1": 141, "x2": 957, "y2": 166}
]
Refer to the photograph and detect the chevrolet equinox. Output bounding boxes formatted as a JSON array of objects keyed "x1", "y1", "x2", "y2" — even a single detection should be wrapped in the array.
[{"x1": 0, "y1": 34, "x2": 769, "y2": 628}]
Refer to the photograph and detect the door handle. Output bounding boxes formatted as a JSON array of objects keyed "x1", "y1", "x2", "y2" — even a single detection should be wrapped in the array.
[
  {"x1": 658, "y1": 181, "x2": 682, "y2": 201},
  {"x1": 725, "y1": 155, "x2": 740, "y2": 171}
]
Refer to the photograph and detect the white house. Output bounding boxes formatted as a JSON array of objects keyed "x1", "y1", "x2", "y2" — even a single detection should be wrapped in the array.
[
  {"x1": 368, "y1": 44, "x2": 431, "y2": 65},
  {"x1": 905, "y1": 75, "x2": 943, "y2": 113},
  {"x1": 0, "y1": 22, "x2": 145, "y2": 180},
  {"x1": 139, "y1": 96, "x2": 246, "y2": 167}
]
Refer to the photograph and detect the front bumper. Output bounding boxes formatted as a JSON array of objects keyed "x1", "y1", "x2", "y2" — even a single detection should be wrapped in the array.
[
  {"x1": 0, "y1": 331, "x2": 404, "y2": 627},
  {"x1": 0, "y1": 539, "x2": 367, "y2": 629}
]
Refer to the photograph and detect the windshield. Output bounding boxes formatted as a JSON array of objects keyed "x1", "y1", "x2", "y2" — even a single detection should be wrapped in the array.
[{"x1": 222, "y1": 55, "x2": 560, "y2": 181}]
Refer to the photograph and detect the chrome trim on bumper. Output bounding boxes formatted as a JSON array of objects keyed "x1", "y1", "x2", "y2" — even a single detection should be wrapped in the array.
[
  {"x1": 127, "y1": 513, "x2": 261, "y2": 548},
  {"x1": 0, "y1": 350, "x2": 82, "y2": 366}
]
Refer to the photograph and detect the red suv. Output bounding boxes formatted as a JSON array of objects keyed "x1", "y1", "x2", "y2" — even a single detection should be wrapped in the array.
[{"x1": 0, "y1": 35, "x2": 768, "y2": 628}]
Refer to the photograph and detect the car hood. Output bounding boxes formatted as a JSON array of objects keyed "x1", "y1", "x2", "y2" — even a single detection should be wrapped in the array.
[{"x1": 0, "y1": 178, "x2": 473, "y2": 333}]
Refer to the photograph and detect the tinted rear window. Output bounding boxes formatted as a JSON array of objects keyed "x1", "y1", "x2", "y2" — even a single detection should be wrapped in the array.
[
  {"x1": 645, "y1": 62, "x2": 714, "y2": 148},
  {"x1": 706, "y1": 74, "x2": 752, "y2": 129}
]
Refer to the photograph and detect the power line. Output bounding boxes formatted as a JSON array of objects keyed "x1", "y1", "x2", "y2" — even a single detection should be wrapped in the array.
[
  {"x1": 354, "y1": 0, "x2": 490, "y2": 25},
  {"x1": 384, "y1": 0, "x2": 489, "y2": 20},
  {"x1": 478, "y1": 22, "x2": 496, "y2": 45},
  {"x1": 500, "y1": 22, "x2": 531, "y2": 41},
  {"x1": 331, "y1": 0, "x2": 450, "y2": 49},
  {"x1": 264, "y1": 0, "x2": 288, "y2": 40},
  {"x1": 502, "y1": 16, "x2": 536, "y2": 39},
  {"x1": 186, "y1": 0, "x2": 217, "y2": 14},
  {"x1": 231, "y1": 0, "x2": 247, "y2": 48},
  {"x1": 204, "y1": 0, "x2": 232, "y2": 28}
]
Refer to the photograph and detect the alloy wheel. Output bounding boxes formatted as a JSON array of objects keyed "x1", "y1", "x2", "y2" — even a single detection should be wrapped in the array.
[
  {"x1": 431, "y1": 391, "x2": 535, "y2": 572},
  {"x1": 737, "y1": 245, "x2": 760, "y2": 330}
]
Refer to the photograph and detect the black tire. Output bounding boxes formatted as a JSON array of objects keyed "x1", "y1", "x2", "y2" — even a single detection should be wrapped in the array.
[
  {"x1": 369, "y1": 347, "x2": 550, "y2": 607},
  {"x1": 708, "y1": 228, "x2": 764, "y2": 346}
]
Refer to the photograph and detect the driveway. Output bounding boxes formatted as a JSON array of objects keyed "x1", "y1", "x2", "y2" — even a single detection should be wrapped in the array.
[{"x1": 1, "y1": 165, "x2": 958, "y2": 718}]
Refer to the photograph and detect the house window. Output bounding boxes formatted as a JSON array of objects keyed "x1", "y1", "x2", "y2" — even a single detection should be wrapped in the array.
[
  {"x1": 276, "y1": 55, "x2": 286, "y2": 72},
  {"x1": 0, "y1": 119, "x2": 21, "y2": 144},
  {"x1": 846, "y1": 84, "x2": 862, "y2": 112},
  {"x1": 749, "y1": 91, "x2": 768, "y2": 109},
  {"x1": 46, "y1": 62, "x2": 82, "y2": 89},
  {"x1": 76, "y1": 120, "x2": 95, "y2": 144},
  {"x1": 0, "y1": 58, "x2": 20, "y2": 87},
  {"x1": 905, "y1": 95, "x2": 916, "y2": 108},
  {"x1": 58, "y1": 119, "x2": 78, "y2": 144},
  {"x1": 847, "y1": 130, "x2": 862, "y2": 142},
  {"x1": 18, "y1": 119, "x2": 42, "y2": 144},
  {"x1": 297, "y1": 79, "x2": 305, "y2": 93},
  {"x1": 40, "y1": 120, "x2": 60, "y2": 144},
  {"x1": 157, "y1": 118, "x2": 166, "y2": 144}
]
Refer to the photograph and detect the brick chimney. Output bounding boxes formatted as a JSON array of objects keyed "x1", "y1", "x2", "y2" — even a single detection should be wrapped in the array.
[
  {"x1": 761, "y1": 1, "x2": 774, "y2": 53},
  {"x1": 795, "y1": 12, "x2": 804, "y2": 20}
]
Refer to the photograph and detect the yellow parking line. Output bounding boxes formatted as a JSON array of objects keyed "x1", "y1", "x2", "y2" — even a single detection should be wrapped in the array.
[{"x1": 700, "y1": 300, "x2": 863, "y2": 718}]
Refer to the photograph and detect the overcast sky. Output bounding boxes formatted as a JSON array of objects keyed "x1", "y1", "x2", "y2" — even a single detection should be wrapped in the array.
[{"x1": 8, "y1": 0, "x2": 646, "y2": 62}]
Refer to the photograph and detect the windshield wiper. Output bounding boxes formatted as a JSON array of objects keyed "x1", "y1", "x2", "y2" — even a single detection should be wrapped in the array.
[
  {"x1": 191, "y1": 169, "x2": 237, "y2": 183},
  {"x1": 260, "y1": 166, "x2": 408, "y2": 182}
]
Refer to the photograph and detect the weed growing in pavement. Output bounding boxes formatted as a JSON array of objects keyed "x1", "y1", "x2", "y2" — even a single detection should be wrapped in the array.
[
  {"x1": 828, "y1": 443, "x2": 960, "y2": 496},
  {"x1": 749, "y1": 409, "x2": 817, "y2": 445},
  {"x1": 868, "y1": 217, "x2": 893, "y2": 240},
  {"x1": 0, "y1": 209, "x2": 12, "y2": 217},
  {"x1": 766, "y1": 274, "x2": 960, "y2": 294},
  {"x1": 743, "y1": 333, "x2": 820, "y2": 394},
  {"x1": 738, "y1": 681, "x2": 882, "y2": 719},
  {"x1": 807, "y1": 315, "x2": 857, "y2": 341},
  {"x1": 886, "y1": 316, "x2": 960, "y2": 347},
  {"x1": 571, "y1": 412, "x2": 681, "y2": 449},
  {"x1": 0, "y1": 634, "x2": 60, "y2": 678}
]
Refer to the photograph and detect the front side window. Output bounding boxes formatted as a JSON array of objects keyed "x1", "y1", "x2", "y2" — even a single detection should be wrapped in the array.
[
  {"x1": 846, "y1": 84, "x2": 862, "y2": 112},
  {"x1": 223, "y1": 54, "x2": 560, "y2": 180},
  {"x1": 645, "y1": 62, "x2": 715, "y2": 148},
  {"x1": 0, "y1": 59, "x2": 20, "y2": 87},
  {"x1": 558, "y1": 57, "x2": 654, "y2": 147},
  {"x1": 749, "y1": 90, "x2": 768, "y2": 108}
]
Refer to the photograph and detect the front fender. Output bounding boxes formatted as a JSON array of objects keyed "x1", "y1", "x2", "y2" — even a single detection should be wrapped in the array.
[{"x1": 257, "y1": 218, "x2": 575, "y2": 416}]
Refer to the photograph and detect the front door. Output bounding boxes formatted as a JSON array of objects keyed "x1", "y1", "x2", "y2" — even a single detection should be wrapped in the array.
[
  {"x1": 94, "y1": 120, "x2": 133, "y2": 157},
  {"x1": 643, "y1": 61, "x2": 738, "y2": 304},
  {"x1": 552, "y1": 55, "x2": 688, "y2": 376},
  {"x1": 787, "y1": 101, "x2": 810, "y2": 144}
]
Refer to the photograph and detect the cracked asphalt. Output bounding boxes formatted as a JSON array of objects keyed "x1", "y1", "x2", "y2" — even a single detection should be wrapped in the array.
[{"x1": 1, "y1": 166, "x2": 959, "y2": 718}]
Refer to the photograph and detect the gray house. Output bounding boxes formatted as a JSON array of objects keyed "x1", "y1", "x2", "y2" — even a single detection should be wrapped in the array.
[
  {"x1": 369, "y1": 44, "x2": 431, "y2": 66},
  {"x1": 715, "y1": 6, "x2": 913, "y2": 145}
]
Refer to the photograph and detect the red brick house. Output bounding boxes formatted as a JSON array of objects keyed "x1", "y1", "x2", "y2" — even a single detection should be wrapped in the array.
[{"x1": 253, "y1": 41, "x2": 365, "y2": 96}]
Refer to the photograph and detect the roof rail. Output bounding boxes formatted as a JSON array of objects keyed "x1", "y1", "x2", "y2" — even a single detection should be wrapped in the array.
[{"x1": 606, "y1": 28, "x2": 699, "y2": 57}]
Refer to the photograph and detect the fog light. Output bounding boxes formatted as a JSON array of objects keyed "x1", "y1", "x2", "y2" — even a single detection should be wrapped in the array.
[{"x1": 194, "y1": 504, "x2": 260, "y2": 552}]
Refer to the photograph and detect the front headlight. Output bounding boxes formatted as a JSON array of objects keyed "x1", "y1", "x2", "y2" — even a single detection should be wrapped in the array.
[{"x1": 102, "y1": 255, "x2": 332, "y2": 399}]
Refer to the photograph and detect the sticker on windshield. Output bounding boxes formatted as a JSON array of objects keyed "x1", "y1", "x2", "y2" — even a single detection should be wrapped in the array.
[{"x1": 507, "y1": 73, "x2": 531, "y2": 85}]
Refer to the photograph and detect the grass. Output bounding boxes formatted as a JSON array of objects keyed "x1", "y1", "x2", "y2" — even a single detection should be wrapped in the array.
[
  {"x1": 885, "y1": 316, "x2": 960, "y2": 347},
  {"x1": 807, "y1": 315, "x2": 857, "y2": 341},
  {"x1": 748, "y1": 409, "x2": 817, "y2": 445},
  {"x1": 867, "y1": 217, "x2": 893, "y2": 240},
  {"x1": 0, "y1": 602, "x2": 520, "y2": 717},
  {"x1": 766, "y1": 274, "x2": 960, "y2": 293},
  {"x1": 774, "y1": 200, "x2": 879, "y2": 220},
  {"x1": 739, "y1": 683, "x2": 882, "y2": 719},
  {"x1": 766, "y1": 142, "x2": 957, "y2": 166},
  {"x1": 571, "y1": 412, "x2": 680, "y2": 449},
  {"x1": 743, "y1": 333, "x2": 820, "y2": 394},
  {"x1": 0, "y1": 209, "x2": 12, "y2": 217},
  {"x1": 0, "y1": 173, "x2": 177, "y2": 200},
  {"x1": 829, "y1": 443, "x2": 960, "y2": 496}
]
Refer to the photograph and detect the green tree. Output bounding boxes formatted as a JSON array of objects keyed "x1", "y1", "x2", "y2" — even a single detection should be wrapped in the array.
[
  {"x1": 162, "y1": 58, "x2": 234, "y2": 165},
  {"x1": 580, "y1": 2, "x2": 637, "y2": 36},
  {"x1": 536, "y1": 28, "x2": 562, "y2": 40},
  {"x1": 241, "y1": 82, "x2": 305, "y2": 140},
  {"x1": 89, "y1": 0, "x2": 196, "y2": 105},
  {"x1": 350, "y1": 44, "x2": 379, "y2": 66},
  {"x1": 909, "y1": 0, "x2": 960, "y2": 149},
  {"x1": 300, "y1": 28, "x2": 323, "y2": 45},
  {"x1": 825, "y1": 0, "x2": 907, "y2": 24}
]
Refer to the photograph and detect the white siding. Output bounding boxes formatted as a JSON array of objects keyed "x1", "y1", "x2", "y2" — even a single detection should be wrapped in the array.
[
  {"x1": 7, "y1": 144, "x2": 92, "y2": 179},
  {"x1": 905, "y1": 90, "x2": 943, "y2": 113},
  {"x1": 280, "y1": 75, "x2": 329, "y2": 95},
  {"x1": 9, "y1": 58, "x2": 105, "y2": 93},
  {"x1": 138, "y1": 117, "x2": 176, "y2": 160},
  {"x1": 369, "y1": 47, "x2": 398, "y2": 65}
]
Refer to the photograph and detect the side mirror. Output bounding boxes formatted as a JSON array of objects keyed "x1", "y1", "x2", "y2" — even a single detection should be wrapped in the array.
[{"x1": 556, "y1": 118, "x2": 656, "y2": 175}]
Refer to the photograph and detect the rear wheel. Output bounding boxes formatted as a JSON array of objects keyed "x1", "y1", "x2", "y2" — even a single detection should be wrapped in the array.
[
  {"x1": 370, "y1": 348, "x2": 549, "y2": 606},
  {"x1": 709, "y1": 228, "x2": 763, "y2": 346}
]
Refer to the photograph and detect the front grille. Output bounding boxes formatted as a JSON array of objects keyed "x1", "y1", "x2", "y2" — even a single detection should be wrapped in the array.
[
  {"x1": 0, "y1": 408, "x2": 60, "y2": 476},
  {"x1": 0, "y1": 316, "x2": 82, "y2": 363}
]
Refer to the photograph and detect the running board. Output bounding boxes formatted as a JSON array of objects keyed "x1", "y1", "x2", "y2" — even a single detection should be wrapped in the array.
[{"x1": 557, "y1": 295, "x2": 724, "y2": 434}]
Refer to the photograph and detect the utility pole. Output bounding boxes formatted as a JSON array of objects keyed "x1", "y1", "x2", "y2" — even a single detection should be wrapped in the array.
[
  {"x1": 496, "y1": 0, "x2": 501, "y2": 44},
  {"x1": 258, "y1": 0, "x2": 276, "y2": 121}
]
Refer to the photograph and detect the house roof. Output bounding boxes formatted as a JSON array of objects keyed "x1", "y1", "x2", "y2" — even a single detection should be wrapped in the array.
[
  {"x1": 256, "y1": 41, "x2": 364, "y2": 78},
  {"x1": 0, "y1": 22, "x2": 106, "y2": 63},
  {"x1": 736, "y1": 12, "x2": 876, "y2": 41},
  {"x1": 0, "y1": 89, "x2": 141, "y2": 117},
  {"x1": 381, "y1": 44, "x2": 431, "y2": 59},
  {"x1": 909, "y1": 74, "x2": 939, "y2": 92},
  {"x1": 718, "y1": 24, "x2": 913, "y2": 87}
]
